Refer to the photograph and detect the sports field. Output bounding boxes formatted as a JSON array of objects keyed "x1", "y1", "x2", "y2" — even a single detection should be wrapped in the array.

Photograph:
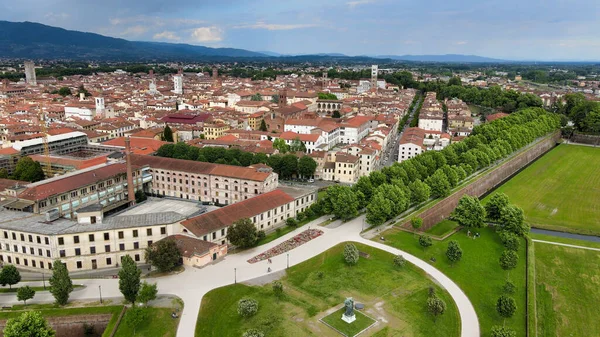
[
  {"x1": 533, "y1": 240, "x2": 600, "y2": 337},
  {"x1": 489, "y1": 144, "x2": 600, "y2": 235}
]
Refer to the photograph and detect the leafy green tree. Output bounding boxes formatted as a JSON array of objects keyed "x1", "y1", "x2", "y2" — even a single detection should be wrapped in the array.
[
  {"x1": 272, "y1": 138, "x2": 290, "y2": 154},
  {"x1": 490, "y1": 326, "x2": 517, "y2": 337},
  {"x1": 0, "y1": 168, "x2": 8, "y2": 178},
  {"x1": 119, "y1": 255, "x2": 141, "y2": 305},
  {"x1": 499, "y1": 231, "x2": 520, "y2": 251},
  {"x1": 500, "y1": 205, "x2": 529, "y2": 236},
  {"x1": 393, "y1": 255, "x2": 406, "y2": 267},
  {"x1": 163, "y1": 125, "x2": 174, "y2": 142},
  {"x1": 17, "y1": 286, "x2": 35, "y2": 305},
  {"x1": 427, "y1": 295, "x2": 446, "y2": 322},
  {"x1": 446, "y1": 240, "x2": 463, "y2": 266},
  {"x1": 137, "y1": 281, "x2": 158, "y2": 305},
  {"x1": 409, "y1": 179, "x2": 431, "y2": 205},
  {"x1": 259, "y1": 119, "x2": 268, "y2": 132},
  {"x1": 298, "y1": 156, "x2": 317, "y2": 178},
  {"x1": 11, "y1": 157, "x2": 45, "y2": 182},
  {"x1": 318, "y1": 92, "x2": 338, "y2": 100},
  {"x1": 49, "y1": 260, "x2": 73, "y2": 306},
  {"x1": 145, "y1": 239, "x2": 182, "y2": 272},
  {"x1": 135, "y1": 190, "x2": 147, "y2": 203},
  {"x1": 353, "y1": 176, "x2": 373, "y2": 207},
  {"x1": 496, "y1": 295, "x2": 517, "y2": 321},
  {"x1": 332, "y1": 110, "x2": 341, "y2": 118},
  {"x1": 0, "y1": 265, "x2": 21, "y2": 289},
  {"x1": 289, "y1": 138, "x2": 306, "y2": 153},
  {"x1": 285, "y1": 217, "x2": 297, "y2": 227},
  {"x1": 499, "y1": 250, "x2": 519, "y2": 279},
  {"x1": 272, "y1": 281, "x2": 283, "y2": 298},
  {"x1": 57, "y1": 87, "x2": 71, "y2": 97},
  {"x1": 366, "y1": 192, "x2": 392, "y2": 226},
  {"x1": 485, "y1": 193, "x2": 510, "y2": 221},
  {"x1": 369, "y1": 171, "x2": 387, "y2": 188},
  {"x1": 452, "y1": 195, "x2": 485, "y2": 228},
  {"x1": 343, "y1": 243, "x2": 359, "y2": 265},
  {"x1": 448, "y1": 77, "x2": 462, "y2": 86},
  {"x1": 425, "y1": 169, "x2": 451, "y2": 198},
  {"x1": 125, "y1": 307, "x2": 148, "y2": 335},
  {"x1": 280, "y1": 154, "x2": 299, "y2": 179},
  {"x1": 77, "y1": 84, "x2": 90, "y2": 97},
  {"x1": 238, "y1": 298, "x2": 259, "y2": 317},
  {"x1": 323, "y1": 185, "x2": 359, "y2": 221},
  {"x1": 411, "y1": 217, "x2": 423, "y2": 236},
  {"x1": 250, "y1": 93, "x2": 263, "y2": 101},
  {"x1": 227, "y1": 218, "x2": 258, "y2": 248},
  {"x1": 243, "y1": 329, "x2": 265, "y2": 337},
  {"x1": 271, "y1": 95, "x2": 279, "y2": 104},
  {"x1": 3, "y1": 311, "x2": 55, "y2": 337},
  {"x1": 419, "y1": 235, "x2": 433, "y2": 250},
  {"x1": 502, "y1": 281, "x2": 516, "y2": 295}
]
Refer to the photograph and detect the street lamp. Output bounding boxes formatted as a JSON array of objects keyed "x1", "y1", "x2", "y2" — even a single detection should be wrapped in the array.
[
  {"x1": 42, "y1": 273, "x2": 46, "y2": 290},
  {"x1": 99, "y1": 285, "x2": 103, "y2": 304},
  {"x1": 234, "y1": 268, "x2": 237, "y2": 284},
  {"x1": 287, "y1": 253, "x2": 289, "y2": 269}
]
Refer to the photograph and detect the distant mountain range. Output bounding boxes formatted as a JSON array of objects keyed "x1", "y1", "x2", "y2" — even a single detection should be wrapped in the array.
[{"x1": 0, "y1": 20, "x2": 509, "y2": 63}]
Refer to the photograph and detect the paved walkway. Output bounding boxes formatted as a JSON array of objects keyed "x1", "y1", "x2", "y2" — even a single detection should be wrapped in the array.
[
  {"x1": 531, "y1": 228, "x2": 600, "y2": 243},
  {"x1": 532, "y1": 239, "x2": 600, "y2": 252},
  {"x1": 2, "y1": 215, "x2": 479, "y2": 337}
]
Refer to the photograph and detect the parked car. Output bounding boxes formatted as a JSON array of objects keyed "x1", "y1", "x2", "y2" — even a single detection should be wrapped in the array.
[{"x1": 308, "y1": 179, "x2": 315, "y2": 183}]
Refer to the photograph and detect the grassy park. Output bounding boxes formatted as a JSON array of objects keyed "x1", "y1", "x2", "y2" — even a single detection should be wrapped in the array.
[
  {"x1": 488, "y1": 144, "x2": 600, "y2": 235},
  {"x1": 532, "y1": 239, "x2": 600, "y2": 337},
  {"x1": 380, "y1": 226, "x2": 527, "y2": 337},
  {"x1": 426, "y1": 220, "x2": 459, "y2": 237},
  {"x1": 321, "y1": 308, "x2": 376, "y2": 336},
  {"x1": 197, "y1": 243, "x2": 460, "y2": 337}
]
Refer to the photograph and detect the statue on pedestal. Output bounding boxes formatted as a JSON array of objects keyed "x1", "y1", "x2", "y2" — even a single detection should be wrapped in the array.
[{"x1": 341, "y1": 297, "x2": 356, "y2": 323}]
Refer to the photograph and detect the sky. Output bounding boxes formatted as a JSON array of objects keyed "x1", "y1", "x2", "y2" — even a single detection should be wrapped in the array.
[{"x1": 1, "y1": 0, "x2": 600, "y2": 61}]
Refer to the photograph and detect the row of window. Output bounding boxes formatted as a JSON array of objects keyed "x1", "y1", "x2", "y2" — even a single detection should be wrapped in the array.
[
  {"x1": 1, "y1": 244, "x2": 51, "y2": 257},
  {"x1": 2, "y1": 232, "x2": 50, "y2": 245},
  {"x1": 58, "y1": 241, "x2": 152, "y2": 257},
  {"x1": 0, "y1": 255, "x2": 50, "y2": 269},
  {"x1": 57, "y1": 227, "x2": 167, "y2": 245}
]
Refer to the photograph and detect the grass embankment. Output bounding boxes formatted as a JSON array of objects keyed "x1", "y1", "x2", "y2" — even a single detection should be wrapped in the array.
[
  {"x1": 380, "y1": 226, "x2": 527, "y2": 337},
  {"x1": 114, "y1": 307, "x2": 179, "y2": 337},
  {"x1": 197, "y1": 243, "x2": 460, "y2": 337},
  {"x1": 426, "y1": 220, "x2": 459, "y2": 237},
  {"x1": 487, "y1": 144, "x2": 600, "y2": 235},
  {"x1": 533, "y1": 240, "x2": 600, "y2": 337}
]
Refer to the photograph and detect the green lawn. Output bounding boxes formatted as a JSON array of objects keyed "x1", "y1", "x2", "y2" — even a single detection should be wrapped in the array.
[
  {"x1": 487, "y1": 144, "x2": 600, "y2": 235},
  {"x1": 114, "y1": 307, "x2": 179, "y2": 337},
  {"x1": 380, "y1": 226, "x2": 527, "y2": 337},
  {"x1": 0, "y1": 305, "x2": 122, "y2": 320},
  {"x1": 533, "y1": 241, "x2": 600, "y2": 337},
  {"x1": 426, "y1": 220, "x2": 459, "y2": 237},
  {"x1": 0, "y1": 284, "x2": 83, "y2": 293},
  {"x1": 321, "y1": 308, "x2": 375, "y2": 336},
  {"x1": 197, "y1": 243, "x2": 460, "y2": 337}
]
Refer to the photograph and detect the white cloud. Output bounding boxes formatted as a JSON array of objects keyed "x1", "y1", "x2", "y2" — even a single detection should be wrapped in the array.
[
  {"x1": 455, "y1": 41, "x2": 468, "y2": 45},
  {"x1": 233, "y1": 21, "x2": 319, "y2": 31},
  {"x1": 110, "y1": 16, "x2": 205, "y2": 27},
  {"x1": 190, "y1": 26, "x2": 223, "y2": 42},
  {"x1": 153, "y1": 31, "x2": 181, "y2": 41},
  {"x1": 45, "y1": 12, "x2": 70, "y2": 21},
  {"x1": 346, "y1": 0, "x2": 375, "y2": 8},
  {"x1": 120, "y1": 25, "x2": 149, "y2": 37}
]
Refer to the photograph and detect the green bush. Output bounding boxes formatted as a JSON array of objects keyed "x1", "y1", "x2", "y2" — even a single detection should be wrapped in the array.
[
  {"x1": 343, "y1": 243, "x2": 359, "y2": 265},
  {"x1": 237, "y1": 298, "x2": 258, "y2": 317},
  {"x1": 242, "y1": 328, "x2": 265, "y2": 337},
  {"x1": 393, "y1": 255, "x2": 406, "y2": 267}
]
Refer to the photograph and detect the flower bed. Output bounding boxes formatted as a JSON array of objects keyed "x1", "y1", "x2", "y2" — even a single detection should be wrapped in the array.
[{"x1": 247, "y1": 229, "x2": 324, "y2": 263}]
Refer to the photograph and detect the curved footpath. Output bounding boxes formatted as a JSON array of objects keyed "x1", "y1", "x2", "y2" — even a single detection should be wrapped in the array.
[{"x1": 2, "y1": 215, "x2": 479, "y2": 337}]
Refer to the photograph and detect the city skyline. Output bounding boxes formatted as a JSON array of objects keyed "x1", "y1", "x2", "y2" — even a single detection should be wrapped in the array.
[{"x1": 2, "y1": 0, "x2": 600, "y2": 61}]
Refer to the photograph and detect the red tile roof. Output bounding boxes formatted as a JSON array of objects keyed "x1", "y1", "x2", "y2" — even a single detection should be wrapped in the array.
[
  {"x1": 181, "y1": 189, "x2": 295, "y2": 237},
  {"x1": 103, "y1": 137, "x2": 168, "y2": 155},
  {"x1": 129, "y1": 154, "x2": 273, "y2": 182},
  {"x1": 158, "y1": 234, "x2": 218, "y2": 258},
  {"x1": 18, "y1": 163, "x2": 138, "y2": 201}
]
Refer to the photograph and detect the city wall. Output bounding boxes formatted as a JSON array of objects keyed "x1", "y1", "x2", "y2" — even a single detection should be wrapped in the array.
[
  {"x1": 400, "y1": 131, "x2": 561, "y2": 231},
  {"x1": 0, "y1": 313, "x2": 112, "y2": 337}
]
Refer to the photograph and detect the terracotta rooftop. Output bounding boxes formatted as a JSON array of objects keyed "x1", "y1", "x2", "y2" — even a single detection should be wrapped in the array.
[
  {"x1": 129, "y1": 154, "x2": 273, "y2": 182},
  {"x1": 158, "y1": 234, "x2": 218, "y2": 258},
  {"x1": 181, "y1": 189, "x2": 295, "y2": 237}
]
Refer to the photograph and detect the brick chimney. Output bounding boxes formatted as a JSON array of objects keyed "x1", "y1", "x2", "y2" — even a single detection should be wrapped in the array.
[{"x1": 125, "y1": 137, "x2": 136, "y2": 206}]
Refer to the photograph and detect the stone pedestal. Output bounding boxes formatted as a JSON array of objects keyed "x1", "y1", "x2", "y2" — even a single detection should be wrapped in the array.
[{"x1": 341, "y1": 313, "x2": 356, "y2": 323}]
